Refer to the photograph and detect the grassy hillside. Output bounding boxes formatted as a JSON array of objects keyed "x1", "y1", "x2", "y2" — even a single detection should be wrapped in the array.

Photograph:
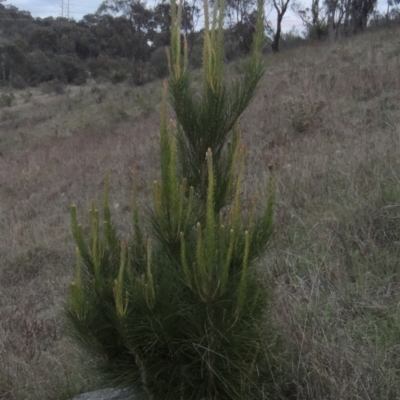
[{"x1": 1, "y1": 26, "x2": 400, "y2": 399}]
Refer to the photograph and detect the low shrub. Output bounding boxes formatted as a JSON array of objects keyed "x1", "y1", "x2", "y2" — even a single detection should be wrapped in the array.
[{"x1": 0, "y1": 93, "x2": 15, "y2": 108}]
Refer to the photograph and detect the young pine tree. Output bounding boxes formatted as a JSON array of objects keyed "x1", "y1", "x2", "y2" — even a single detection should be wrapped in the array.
[{"x1": 66, "y1": 0, "x2": 279, "y2": 398}]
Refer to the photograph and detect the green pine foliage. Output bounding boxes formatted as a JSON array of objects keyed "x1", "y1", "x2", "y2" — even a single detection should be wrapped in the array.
[{"x1": 65, "y1": 0, "x2": 279, "y2": 398}]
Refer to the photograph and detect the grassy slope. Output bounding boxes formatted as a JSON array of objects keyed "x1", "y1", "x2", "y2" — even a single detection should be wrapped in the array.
[{"x1": 1, "y1": 26, "x2": 400, "y2": 399}]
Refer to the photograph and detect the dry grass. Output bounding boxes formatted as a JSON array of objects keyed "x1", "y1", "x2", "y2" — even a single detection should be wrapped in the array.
[
  {"x1": 0, "y1": 80, "x2": 162, "y2": 399},
  {"x1": 242, "y1": 28, "x2": 400, "y2": 399},
  {"x1": 1, "y1": 27, "x2": 400, "y2": 399}
]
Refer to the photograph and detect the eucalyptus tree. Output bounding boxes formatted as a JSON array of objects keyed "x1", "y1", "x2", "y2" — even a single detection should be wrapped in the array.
[{"x1": 271, "y1": 0, "x2": 291, "y2": 52}]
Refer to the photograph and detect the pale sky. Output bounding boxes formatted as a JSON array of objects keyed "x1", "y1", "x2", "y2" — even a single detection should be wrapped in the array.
[
  {"x1": 3, "y1": 0, "x2": 306, "y2": 31},
  {"x1": 5, "y1": 0, "x2": 99, "y2": 20},
  {"x1": 4, "y1": 0, "x2": 390, "y2": 32}
]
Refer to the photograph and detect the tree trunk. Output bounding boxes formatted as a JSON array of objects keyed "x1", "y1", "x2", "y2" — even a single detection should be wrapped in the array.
[
  {"x1": 271, "y1": 14, "x2": 283, "y2": 52},
  {"x1": 328, "y1": 12, "x2": 335, "y2": 41}
]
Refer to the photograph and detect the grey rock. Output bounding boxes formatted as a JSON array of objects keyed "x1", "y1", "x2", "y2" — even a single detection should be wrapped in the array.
[{"x1": 69, "y1": 388, "x2": 136, "y2": 400}]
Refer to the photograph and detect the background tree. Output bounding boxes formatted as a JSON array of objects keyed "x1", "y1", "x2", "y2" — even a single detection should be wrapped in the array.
[
  {"x1": 0, "y1": 42, "x2": 26, "y2": 86},
  {"x1": 0, "y1": 3, "x2": 33, "y2": 39},
  {"x1": 291, "y1": 0, "x2": 327, "y2": 39},
  {"x1": 324, "y1": 0, "x2": 377, "y2": 39},
  {"x1": 271, "y1": 0, "x2": 291, "y2": 52},
  {"x1": 225, "y1": 0, "x2": 256, "y2": 25},
  {"x1": 96, "y1": 1, "x2": 154, "y2": 59},
  {"x1": 28, "y1": 28, "x2": 57, "y2": 52},
  {"x1": 96, "y1": 0, "x2": 156, "y2": 83},
  {"x1": 151, "y1": 0, "x2": 200, "y2": 50},
  {"x1": 322, "y1": 0, "x2": 346, "y2": 39},
  {"x1": 349, "y1": 0, "x2": 377, "y2": 32},
  {"x1": 386, "y1": 0, "x2": 400, "y2": 22},
  {"x1": 293, "y1": 0, "x2": 376, "y2": 40},
  {"x1": 152, "y1": 0, "x2": 172, "y2": 47},
  {"x1": 222, "y1": 0, "x2": 258, "y2": 58},
  {"x1": 181, "y1": 0, "x2": 201, "y2": 54}
]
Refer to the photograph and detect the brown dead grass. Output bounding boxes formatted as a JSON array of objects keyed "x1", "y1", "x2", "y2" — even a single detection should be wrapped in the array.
[
  {"x1": 241, "y1": 28, "x2": 400, "y2": 399},
  {"x1": 1, "y1": 26, "x2": 400, "y2": 399},
  {"x1": 0, "y1": 81, "x2": 162, "y2": 399}
]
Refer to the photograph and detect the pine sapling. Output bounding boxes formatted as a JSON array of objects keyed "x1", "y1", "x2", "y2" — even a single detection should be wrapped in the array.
[{"x1": 65, "y1": 0, "x2": 281, "y2": 398}]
